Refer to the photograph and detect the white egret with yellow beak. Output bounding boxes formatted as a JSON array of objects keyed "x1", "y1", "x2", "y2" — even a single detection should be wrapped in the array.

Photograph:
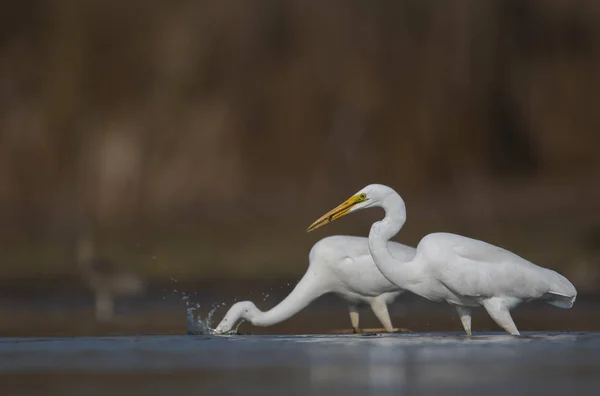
[
  {"x1": 214, "y1": 235, "x2": 415, "y2": 334},
  {"x1": 307, "y1": 184, "x2": 577, "y2": 336}
]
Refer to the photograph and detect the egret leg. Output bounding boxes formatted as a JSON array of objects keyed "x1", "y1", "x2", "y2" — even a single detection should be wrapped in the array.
[
  {"x1": 455, "y1": 306, "x2": 472, "y2": 336},
  {"x1": 349, "y1": 305, "x2": 360, "y2": 333},
  {"x1": 95, "y1": 290, "x2": 114, "y2": 321},
  {"x1": 370, "y1": 297, "x2": 394, "y2": 333},
  {"x1": 482, "y1": 298, "x2": 520, "y2": 335}
]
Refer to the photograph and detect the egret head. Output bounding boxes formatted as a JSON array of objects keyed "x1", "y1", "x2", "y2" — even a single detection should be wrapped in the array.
[
  {"x1": 307, "y1": 184, "x2": 397, "y2": 232},
  {"x1": 214, "y1": 301, "x2": 258, "y2": 334}
]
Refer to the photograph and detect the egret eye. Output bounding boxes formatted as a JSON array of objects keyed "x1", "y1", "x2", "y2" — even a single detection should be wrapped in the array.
[{"x1": 359, "y1": 193, "x2": 367, "y2": 200}]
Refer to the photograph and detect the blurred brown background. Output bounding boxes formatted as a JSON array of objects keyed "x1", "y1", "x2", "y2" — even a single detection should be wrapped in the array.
[{"x1": 1, "y1": 0, "x2": 599, "y2": 335}]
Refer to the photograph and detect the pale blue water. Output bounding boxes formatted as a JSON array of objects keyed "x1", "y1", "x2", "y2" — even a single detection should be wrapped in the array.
[{"x1": 1, "y1": 332, "x2": 599, "y2": 395}]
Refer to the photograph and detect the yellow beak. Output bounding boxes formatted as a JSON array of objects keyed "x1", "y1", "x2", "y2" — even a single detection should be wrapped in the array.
[{"x1": 306, "y1": 194, "x2": 367, "y2": 232}]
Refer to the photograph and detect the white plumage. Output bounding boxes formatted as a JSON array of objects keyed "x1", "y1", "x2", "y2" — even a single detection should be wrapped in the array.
[
  {"x1": 307, "y1": 184, "x2": 577, "y2": 335},
  {"x1": 214, "y1": 235, "x2": 415, "y2": 334}
]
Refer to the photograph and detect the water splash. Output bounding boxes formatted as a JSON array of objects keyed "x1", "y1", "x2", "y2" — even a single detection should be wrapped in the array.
[
  {"x1": 173, "y1": 288, "x2": 213, "y2": 335},
  {"x1": 162, "y1": 277, "x2": 217, "y2": 335},
  {"x1": 186, "y1": 304, "x2": 219, "y2": 335},
  {"x1": 186, "y1": 300, "x2": 245, "y2": 336}
]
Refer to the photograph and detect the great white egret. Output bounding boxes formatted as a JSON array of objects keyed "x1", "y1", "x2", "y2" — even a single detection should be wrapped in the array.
[
  {"x1": 214, "y1": 235, "x2": 415, "y2": 334},
  {"x1": 307, "y1": 184, "x2": 577, "y2": 336},
  {"x1": 76, "y1": 236, "x2": 144, "y2": 321}
]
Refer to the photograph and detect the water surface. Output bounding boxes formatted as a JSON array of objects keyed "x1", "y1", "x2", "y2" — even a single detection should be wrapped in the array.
[{"x1": 2, "y1": 332, "x2": 599, "y2": 396}]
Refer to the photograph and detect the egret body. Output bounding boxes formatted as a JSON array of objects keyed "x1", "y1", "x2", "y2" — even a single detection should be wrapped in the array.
[
  {"x1": 214, "y1": 235, "x2": 415, "y2": 334},
  {"x1": 307, "y1": 184, "x2": 577, "y2": 336}
]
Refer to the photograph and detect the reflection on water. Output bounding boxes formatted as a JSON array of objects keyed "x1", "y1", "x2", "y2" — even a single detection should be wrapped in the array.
[
  {"x1": 1, "y1": 332, "x2": 599, "y2": 395},
  {"x1": 301, "y1": 333, "x2": 598, "y2": 394}
]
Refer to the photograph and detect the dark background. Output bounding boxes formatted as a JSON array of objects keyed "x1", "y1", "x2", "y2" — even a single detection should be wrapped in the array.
[{"x1": 0, "y1": 0, "x2": 599, "y2": 335}]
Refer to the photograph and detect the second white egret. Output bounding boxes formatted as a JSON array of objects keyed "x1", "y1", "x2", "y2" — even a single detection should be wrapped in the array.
[{"x1": 307, "y1": 184, "x2": 577, "y2": 336}]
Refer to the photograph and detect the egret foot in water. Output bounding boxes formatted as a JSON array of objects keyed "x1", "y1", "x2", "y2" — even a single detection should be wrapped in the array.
[
  {"x1": 348, "y1": 296, "x2": 406, "y2": 334},
  {"x1": 362, "y1": 328, "x2": 412, "y2": 333},
  {"x1": 455, "y1": 305, "x2": 473, "y2": 336},
  {"x1": 360, "y1": 332, "x2": 380, "y2": 337},
  {"x1": 483, "y1": 298, "x2": 521, "y2": 335},
  {"x1": 331, "y1": 327, "x2": 411, "y2": 334},
  {"x1": 370, "y1": 297, "x2": 394, "y2": 333},
  {"x1": 349, "y1": 305, "x2": 361, "y2": 333}
]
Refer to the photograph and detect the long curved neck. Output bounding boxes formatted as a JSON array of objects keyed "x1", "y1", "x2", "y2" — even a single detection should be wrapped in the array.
[
  {"x1": 245, "y1": 269, "x2": 328, "y2": 327},
  {"x1": 368, "y1": 192, "x2": 421, "y2": 288}
]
